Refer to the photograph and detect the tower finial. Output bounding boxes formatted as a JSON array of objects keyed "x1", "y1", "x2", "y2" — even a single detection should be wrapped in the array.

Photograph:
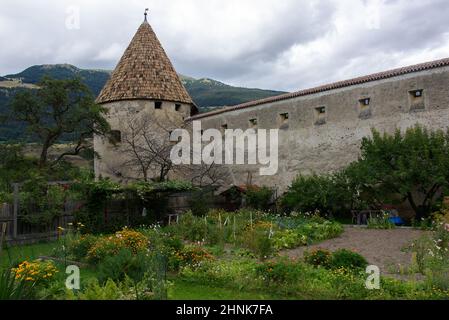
[{"x1": 144, "y1": 8, "x2": 149, "y2": 22}]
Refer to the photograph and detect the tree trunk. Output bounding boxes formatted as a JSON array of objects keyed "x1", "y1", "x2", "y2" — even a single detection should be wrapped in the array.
[{"x1": 39, "y1": 140, "x2": 51, "y2": 168}]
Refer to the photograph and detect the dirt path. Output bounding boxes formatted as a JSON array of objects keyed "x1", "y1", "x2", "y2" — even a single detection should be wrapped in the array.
[{"x1": 282, "y1": 226, "x2": 428, "y2": 274}]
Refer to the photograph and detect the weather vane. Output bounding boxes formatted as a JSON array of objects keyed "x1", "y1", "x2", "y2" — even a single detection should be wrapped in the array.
[{"x1": 144, "y1": 8, "x2": 149, "y2": 21}]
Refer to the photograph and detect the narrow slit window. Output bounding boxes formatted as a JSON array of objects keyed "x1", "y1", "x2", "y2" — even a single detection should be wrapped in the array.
[
  {"x1": 411, "y1": 89, "x2": 423, "y2": 98},
  {"x1": 360, "y1": 98, "x2": 370, "y2": 107},
  {"x1": 155, "y1": 101, "x2": 162, "y2": 109},
  {"x1": 314, "y1": 106, "x2": 326, "y2": 125},
  {"x1": 409, "y1": 89, "x2": 425, "y2": 111},
  {"x1": 109, "y1": 130, "x2": 122, "y2": 144},
  {"x1": 316, "y1": 106, "x2": 326, "y2": 114},
  {"x1": 175, "y1": 104, "x2": 182, "y2": 112},
  {"x1": 249, "y1": 118, "x2": 258, "y2": 128},
  {"x1": 280, "y1": 113, "x2": 289, "y2": 121}
]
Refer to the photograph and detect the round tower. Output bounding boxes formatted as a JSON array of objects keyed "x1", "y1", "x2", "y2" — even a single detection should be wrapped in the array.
[{"x1": 94, "y1": 15, "x2": 197, "y2": 182}]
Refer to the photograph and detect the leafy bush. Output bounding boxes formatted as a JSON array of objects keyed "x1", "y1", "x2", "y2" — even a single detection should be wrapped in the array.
[
  {"x1": 367, "y1": 212, "x2": 396, "y2": 229},
  {"x1": 172, "y1": 246, "x2": 214, "y2": 270},
  {"x1": 66, "y1": 234, "x2": 98, "y2": 261},
  {"x1": 255, "y1": 258, "x2": 301, "y2": 284},
  {"x1": 180, "y1": 258, "x2": 258, "y2": 289},
  {"x1": 168, "y1": 211, "x2": 206, "y2": 242},
  {"x1": 86, "y1": 228, "x2": 148, "y2": 263},
  {"x1": 97, "y1": 249, "x2": 153, "y2": 284},
  {"x1": 245, "y1": 186, "x2": 274, "y2": 211},
  {"x1": 304, "y1": 249, "x2": 332, "y2": 268},
  {"x1": 329, "y1": 249, "x2": 368, "y2": 270},
  {"x1": 239, "y1": 225, "x2": 274, "y2": 260},
  {"x1": 0, "y1": 268, "x2": 34, "y2": 300},
  {"x1": 281, "y1": 174, "x2": 353, "y2": 216},
  {"x1": 272, "y1": 229, "x2": 307, "y2": 250},
  {"x1": 68, "y1": 279, "x2": 122, "y2": 300}
]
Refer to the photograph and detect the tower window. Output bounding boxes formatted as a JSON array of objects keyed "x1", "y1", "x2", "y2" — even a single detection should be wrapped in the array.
[
  {"x1": 155, "y1": 101, "x2": 162, "y2": 109},
  {"x1": 109, "y1": 130, "x2": 122, "y2": 144},
  {"x1": 175, "y1": 104, "x2": 182, "y2": 112},
  {"x1": 280, "y1": 113, "x2": 289, "y2": 121},
  {"x1": 249, "y1": 118, "x2": 258, "y2": 128}
]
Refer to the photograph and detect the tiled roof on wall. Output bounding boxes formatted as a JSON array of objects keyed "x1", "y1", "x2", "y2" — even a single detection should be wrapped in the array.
[
  {"x1": 97, "y1": 21, "x2": 193, "y2": 105},
  {"x1": 188, "y1": 57, "x2": 449, "y2": 121}
]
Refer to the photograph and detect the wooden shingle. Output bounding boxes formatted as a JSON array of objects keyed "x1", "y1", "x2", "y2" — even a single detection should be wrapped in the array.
[{"x1": 96, "y1": 21, "x2": 193, "y2": 105}]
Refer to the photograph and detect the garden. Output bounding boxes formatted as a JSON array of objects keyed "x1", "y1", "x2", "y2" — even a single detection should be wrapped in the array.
[
  {"x1": 1, "y1": 206, "x2": 448, "y2": 300},
  {"x1": 1, "y1": 117, "x2": 449, "y2": 300}
]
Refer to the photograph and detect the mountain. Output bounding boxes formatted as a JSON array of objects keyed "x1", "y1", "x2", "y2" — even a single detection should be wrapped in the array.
[
  {"x1": 3, "y1": 64, "x2": 286, "y2": 108},
  {"x1": 4, "y1": 64, "x2": 112, "y2": 96},
  {"x1": 0, "y1": 64, "x2": 286, "y2": 141}
]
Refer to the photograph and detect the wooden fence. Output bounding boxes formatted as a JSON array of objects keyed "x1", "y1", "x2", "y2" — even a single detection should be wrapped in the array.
[
  {"x1": 0, "y1": 182, "x2": 82, "y2": 245},
  {"x1": 0, "y1": 182, "x2": 198, "y2": 245},
  {"x1": 0, "y1": 200, "x2": 80, "y2": 245}
]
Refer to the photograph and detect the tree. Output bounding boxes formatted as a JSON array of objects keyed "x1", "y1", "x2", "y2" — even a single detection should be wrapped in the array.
[
  {"x1": 120, "y1": 114, "x2": 176, "y2": 182},
  {"x1": 120, "y1": 113, "x2": 229, "y2": 186},
  {"x1": 281, "y1": 173, "x2": 353, "y2": 215},
  {"x1": 10, "y1": 76, "x2": 110, "y2": 168},
  {"x1": 352, "y1": 125, "x2": 449, "y2": 219}
]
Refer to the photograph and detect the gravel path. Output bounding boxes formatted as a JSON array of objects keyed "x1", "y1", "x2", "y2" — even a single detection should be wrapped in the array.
[{"x1": 282, "y1": 226, "x2": 428, "y2": 274}]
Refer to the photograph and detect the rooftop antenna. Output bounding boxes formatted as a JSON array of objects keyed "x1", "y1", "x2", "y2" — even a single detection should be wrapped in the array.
[{"x1": 144, "y1": 8, "x2": 149, "y2": 22}]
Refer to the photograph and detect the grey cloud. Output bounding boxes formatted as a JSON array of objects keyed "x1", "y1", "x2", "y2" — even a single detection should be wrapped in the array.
[{"x1": 0, "y1": 0, "x2": 448, "y2": 92}]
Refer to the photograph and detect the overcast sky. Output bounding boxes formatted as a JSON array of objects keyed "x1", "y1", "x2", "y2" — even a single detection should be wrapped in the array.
[{"x1": 1, "y1": 0, "x2": 449, "y2": 92}]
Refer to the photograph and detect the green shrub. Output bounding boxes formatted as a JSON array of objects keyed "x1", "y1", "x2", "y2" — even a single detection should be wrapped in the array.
[
  {"x1": 0, "y1": 268, "x2": 34, "y2": 300},
  {"x1": 245, "y1": 186, "x2": 274, "y2": 211},
  {"x1": 329, "y1": 249, "x2": 368, "y2": 270},
  {"x1": 169, "y1": 211, "x2": 206, "y2": 242},
  {"x1": 180, "y1": 258, "x2": 258, "y2": 289},
  {"x1": 172, "y1": 246, "x2": 214, "y2": 271},
  {"x1": 281, "y1": 174, "x2": 353, "y2": 216},
  {"x1": 97, "y1": 248, "x2": 168, "y2": 287},
  {"x1": 66, "y1": 235, "x2": 98, "y2": 261},
  {"x1": 97, "y1": 249, "x2": 144, "y2": 283},
  {"x1": 272, "y1": 229, "x2": 307, "y2": 250},
  {"x1": 367, "y1": 212, "x2": 396, "y2": 229},
  {"x1": 69, "y1": 279, "x2": 122, "y2": 300},
  {"x1": 304, "y1": 249, "x2": 332, "y2": 268},
  {"x1": 295, "y1": 221, "x2": 343, "y2": 243},
  {"x1": 86, "y1": 228, "x2": 148, "y2": 264},
  {"x1": 255, "y1": 258, "x2": 301, "y2": 284},
  {"x1": 240, "y1": 227, "x2": 274, "y2": 260}
]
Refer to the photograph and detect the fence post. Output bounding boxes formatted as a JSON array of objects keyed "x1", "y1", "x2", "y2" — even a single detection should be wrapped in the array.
[
  {"x1": 13, "y1": 183, "x2": 19, "y2": 239},
  {"x1": 0, "y1": 222, "x2": 7, "y2": 256}
]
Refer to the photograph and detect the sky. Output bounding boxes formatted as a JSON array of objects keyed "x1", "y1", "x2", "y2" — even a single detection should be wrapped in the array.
[{"x1": 1, "y1": 0, "x2": 449, "y2": 92}]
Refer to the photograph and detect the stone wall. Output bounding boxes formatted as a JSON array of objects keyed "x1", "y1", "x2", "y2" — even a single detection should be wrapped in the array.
[{"x1": 194, "y1": 66, "x2": 449, "y2": 193}]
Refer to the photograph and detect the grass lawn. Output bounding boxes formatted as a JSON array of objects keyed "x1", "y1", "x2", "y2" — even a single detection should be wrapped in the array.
[
  {"x1": 168, "y1": 279, "x2": 279, "y2": 300},
  {"x1": 0, "y1": 241, "x2": 57, "y2": 269}
]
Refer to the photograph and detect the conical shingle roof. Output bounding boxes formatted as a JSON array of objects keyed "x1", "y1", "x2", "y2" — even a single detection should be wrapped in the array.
[{"x1": 96, "y1": 21, "x2": 193, "y2": 105}]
